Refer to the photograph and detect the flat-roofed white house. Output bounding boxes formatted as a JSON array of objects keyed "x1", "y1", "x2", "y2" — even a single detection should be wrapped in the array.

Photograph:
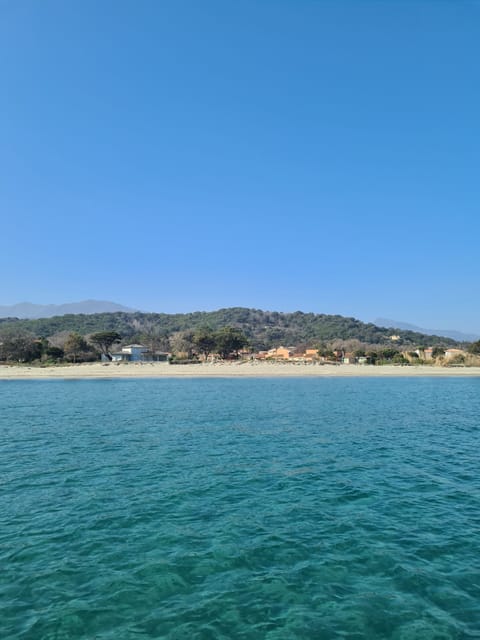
[
  {"x1": 111, "y1": 344, "x2": 149, "y2": 362},
  {"x1": 110, "y1": 344, "x2": 169, "y2": 362}
]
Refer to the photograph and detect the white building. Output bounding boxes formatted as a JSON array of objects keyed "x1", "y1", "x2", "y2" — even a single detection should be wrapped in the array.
[{"x1": 111, "y1": 344, "x2": 148, "y2": 362}]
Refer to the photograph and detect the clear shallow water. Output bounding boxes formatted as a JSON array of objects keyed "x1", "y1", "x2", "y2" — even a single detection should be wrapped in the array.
[{"x1": 1, "y1": 377, "x2": 480, "y2": 640}]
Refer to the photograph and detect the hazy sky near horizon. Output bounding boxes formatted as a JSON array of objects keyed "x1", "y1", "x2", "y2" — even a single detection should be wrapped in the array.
[{"x1": 1, "y1": 1, "x2": 479, "y2": 332}]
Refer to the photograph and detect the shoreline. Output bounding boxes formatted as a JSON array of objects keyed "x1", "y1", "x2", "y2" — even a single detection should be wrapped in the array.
[{"x1": 1, "y1": 361, "x2": 480, "y2": 379}]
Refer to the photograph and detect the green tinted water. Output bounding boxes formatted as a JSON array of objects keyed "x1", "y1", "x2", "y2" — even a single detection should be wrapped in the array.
[{"x1": 1, "y1": 378, "x2": 479, "y2": 639}]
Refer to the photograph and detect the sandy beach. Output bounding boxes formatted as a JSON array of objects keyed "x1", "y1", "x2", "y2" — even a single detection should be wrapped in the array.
[{"x1": 1, "y1": 361, "x2": 480, "y2": 379}]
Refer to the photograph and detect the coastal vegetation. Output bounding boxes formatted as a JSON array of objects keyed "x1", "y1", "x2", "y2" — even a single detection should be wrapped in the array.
[
  {"x1": 0, "y1": 307, "x2": 471, "y2": 365},
  {"x1": 0, "y1": 308, "x2": 459, "y2": 346}
]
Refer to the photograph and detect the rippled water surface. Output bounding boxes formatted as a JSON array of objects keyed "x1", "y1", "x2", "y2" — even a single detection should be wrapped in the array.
[{"x1": 1, "y1": 377, "x2": 480, "y2": 639}]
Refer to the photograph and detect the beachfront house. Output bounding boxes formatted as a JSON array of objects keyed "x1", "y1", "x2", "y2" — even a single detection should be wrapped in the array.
[
  {"x1": 110, "y1": 344, "x2": 169, "y2": 362},
  {"x1": 415, "y1": 347, "x2": 434, "y2": 360},
  {"x1": 266, "y1": 346, "x2": 294, "y2": 360},
  {"x1": 111, "y1": 344, "x2": 149, "y2": 362}
]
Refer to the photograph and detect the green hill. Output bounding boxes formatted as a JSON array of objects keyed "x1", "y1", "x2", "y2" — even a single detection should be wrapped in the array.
[{"x1": 0, "y1": 307, "x2": 458, "y2": 350}]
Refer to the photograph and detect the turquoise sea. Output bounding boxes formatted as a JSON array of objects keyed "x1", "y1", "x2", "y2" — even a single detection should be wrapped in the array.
[{"x1": 1, "y1": 377, "x2": 480, "y2": 639}]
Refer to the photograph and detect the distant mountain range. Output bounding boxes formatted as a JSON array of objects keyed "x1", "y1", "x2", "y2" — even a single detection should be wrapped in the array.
[
  {"x1": 0, "y1": 300, "x2": 137, "y2": 319},
  {"x1": 374, "y1": 318, "x2": 479, "y2": 343}
]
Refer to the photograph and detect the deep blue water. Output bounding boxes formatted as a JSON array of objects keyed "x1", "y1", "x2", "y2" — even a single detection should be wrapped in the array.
[{"x1": 1, "y1": 377, "x2": 480, "y2": 639}]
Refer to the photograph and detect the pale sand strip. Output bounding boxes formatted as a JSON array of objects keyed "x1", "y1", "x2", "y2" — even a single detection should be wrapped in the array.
[{"x1": 1, "y1": 362, "x2": 480, "y2": 379}]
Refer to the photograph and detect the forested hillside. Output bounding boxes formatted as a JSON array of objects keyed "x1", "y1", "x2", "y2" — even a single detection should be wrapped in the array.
[{"x1": 0, "y1": 308, "x2": 458, "y2": 350}]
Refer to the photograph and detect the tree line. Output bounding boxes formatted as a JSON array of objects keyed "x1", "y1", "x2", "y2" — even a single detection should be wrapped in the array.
[
  {"x1": 1, "y1": 324, "x2": 478, "y2": 366},
  {"x1": 0, "y1": 307, "x2": 460, "y2": 352},
  {"x1": 0, "y1": 327, "x2": 249, "y2": 364}
]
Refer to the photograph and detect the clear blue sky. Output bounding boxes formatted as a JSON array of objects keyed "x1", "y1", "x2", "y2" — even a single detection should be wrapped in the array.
[{"x1": 1, "y1": 0, "x2": 479, "y2": 331}]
